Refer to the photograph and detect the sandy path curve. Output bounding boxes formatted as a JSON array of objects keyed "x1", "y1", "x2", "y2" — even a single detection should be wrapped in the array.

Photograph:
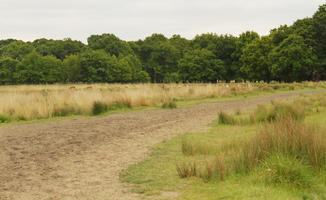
[{"x1": 0, "y1": 90, "x2": 325, "y2": 200}]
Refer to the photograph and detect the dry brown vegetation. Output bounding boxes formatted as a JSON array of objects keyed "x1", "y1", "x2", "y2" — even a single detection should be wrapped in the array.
[{"x1": 0, "y1": 82, "x2": 325, "y2": 122}]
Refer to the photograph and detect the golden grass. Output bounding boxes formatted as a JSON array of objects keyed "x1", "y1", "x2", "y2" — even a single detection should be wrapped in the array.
[{"x1": 0, "y1": 82, "x2": 324, "y2": 121}]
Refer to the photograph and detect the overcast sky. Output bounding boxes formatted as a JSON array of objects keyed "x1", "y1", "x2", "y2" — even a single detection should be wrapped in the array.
[{"x1": 0, "y1": 0, "x2": 324, "y2": 43}]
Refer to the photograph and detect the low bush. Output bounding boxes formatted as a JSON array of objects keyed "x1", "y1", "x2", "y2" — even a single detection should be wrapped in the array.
[
  {"x1": 92, "y1": 101, "x2": 108, "y2": 115},
  {"x1": 0, "y1": 115, "x2": 10, "y2": 123}
]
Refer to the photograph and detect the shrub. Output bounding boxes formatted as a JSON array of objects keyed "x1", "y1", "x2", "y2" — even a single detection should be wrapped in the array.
[
  {"x1": 0, "y1": 115, "x2": 10, "y2": 123},
  {"x1": 92, "y1": 101, "x2": 108, "y2": 115}
]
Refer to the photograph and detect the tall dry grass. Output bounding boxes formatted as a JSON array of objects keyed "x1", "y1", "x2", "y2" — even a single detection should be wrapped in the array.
[
  {"x1": 234, "y1": 118, "x2": 326, "y2": 173},
  {"x1": 0, "y1": 83, "x2": 255, "y2": 121},
  {"x1": 0, "y1": 82, "x2": 324, "y2": 121}
]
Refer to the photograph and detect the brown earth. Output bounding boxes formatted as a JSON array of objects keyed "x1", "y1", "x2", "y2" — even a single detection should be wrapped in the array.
[{"x1": 0, "y1": 90, "x2": 325, "y2": 200}]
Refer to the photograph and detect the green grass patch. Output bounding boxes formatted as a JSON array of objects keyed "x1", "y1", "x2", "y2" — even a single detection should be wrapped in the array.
[
  {"x1": 259, "y1": 154, "x2": 315, "y2": 189},
  {"x1": 0, "y1": 115, "x2": 10, "y2": 123},
  {"x1": 121, "y1": 94, "x2": 326, "y2": 200}
]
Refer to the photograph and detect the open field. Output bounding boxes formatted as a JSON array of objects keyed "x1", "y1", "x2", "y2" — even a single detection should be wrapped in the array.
[
  {"x1": 0, "y1": 89, "x2": 325, "y2": 199},
  {"x1": 0, "y1": 82, "x2": 325, "y2": 124},
  {"x1": 121, "y1": 92, "x2": 326, "y2": 200}
]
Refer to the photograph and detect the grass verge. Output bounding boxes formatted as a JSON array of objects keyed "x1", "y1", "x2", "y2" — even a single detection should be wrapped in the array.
[{"x1": 120, "y1": 93, "x2": 326, "y2": 200}]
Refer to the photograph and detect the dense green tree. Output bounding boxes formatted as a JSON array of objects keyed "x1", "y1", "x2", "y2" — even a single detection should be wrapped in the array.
[
  {"x1": 0, "y1": 39, "x2": 17, "y2": 48},
  {"x1": 63, "y1": 55, "x2": 82, "y2": 82},
  {"x1": 87, "y1": 34, "x2": 133, "y2": 57},
  {"x1": 169, "y1": 34, "x2": 190, "y2": 57},
  {"x1": 119, "y1": 55, "x2": 149, "y2": 83},
  {"x1": 232, "y1": 31, "x2": 260, "y2": 79},
  {"x1": 192, "y1": 34, "x2": 237, "y2": 80},
  {"x1": 137, "y1": 34, "x2": 168, "y2": 63},
  {"x1": 79, "y1": 50, "x2": 116, "y2": 82},
  {"x1": 112, "y1": 58, "x2": 133, "y2": 83},
  {"x1": 269, "y1": 34, "x2": 317, "y2": 82},
  {"x1": 312, "y1": 4, "x2": 326, "y2": 79},
  {"x1": 134, "y1": 70, "x2": 150, "y2": 83},
  {"x1": 179, "y1": 49, "x2": 226, "y2": 82},
  {"x1": 0, "y1": 41, "x2": 34, "y2": 60},
  {"x1": 163, "y1": 72, "x2": 180, "y2": 83},
  {"x1": 269, "y1": 25, "x2": 292, "y2": 46},
  {"x1": 313, "y1": 4, "x2": 326, "y2": 56},
  {"x1": 16, "y1": 52, "x2": 62, "y2": 83},
  {"x1": 0, "y1": 57, "x2": 19, "y2": 84},
  {"x1": 146, "y1": 42, "x2": 180, "y2": 82},
  {"x1": 292, "y1": 18, "x2": 315, "y2": 48},
  {"x1": 240, "y1": 36, "x2": 273, "y2": 81},
  {"x1": 33, "y1": 38, "x2": 85, "y2": 60}
]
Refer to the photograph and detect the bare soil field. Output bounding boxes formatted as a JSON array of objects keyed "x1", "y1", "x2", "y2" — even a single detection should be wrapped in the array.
[{"x1": 0, "y1": 90, "x2": 325, "y2": 200}]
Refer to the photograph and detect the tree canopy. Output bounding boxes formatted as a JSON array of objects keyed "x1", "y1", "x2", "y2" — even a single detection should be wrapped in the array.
[{"x1": 0, "y1": 3, "x2": 325, "y2": 84}]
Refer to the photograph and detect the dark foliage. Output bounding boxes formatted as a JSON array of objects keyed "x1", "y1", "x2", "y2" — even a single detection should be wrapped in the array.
[{"x1": 0, "y1": 4, "x2": 325, "y2": 84}]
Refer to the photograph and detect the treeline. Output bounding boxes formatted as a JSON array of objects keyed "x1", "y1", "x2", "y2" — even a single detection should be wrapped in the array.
[{"x1": 0, "y1": 4, "x2": 326, "y2": 84}]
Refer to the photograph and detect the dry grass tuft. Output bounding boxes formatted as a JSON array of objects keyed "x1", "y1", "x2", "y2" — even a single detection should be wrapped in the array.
[
  {"x1": 176, "y1": 161, "x2": 197, "y2": 178},
  {"x1": 250, "y1": 102, "x2": 305, "y2": 123},
  {"x1": 234, "y1": 118, "x2": 326, "y2": 173}
]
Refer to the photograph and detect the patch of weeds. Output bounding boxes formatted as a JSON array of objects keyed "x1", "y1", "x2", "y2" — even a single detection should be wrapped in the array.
[
  {"x1": 107, "y1": 102, "x2": 131, "y2": 110},
  {"x1": 53, "y1": 106, "x2": 79, "y2": 117},
  {"x1": 92, "y1": 101, "x2": 108, "y2": 115},
  {"x1": 16, "y1": 116, "x2": 27, "y2": 121},
  {"x1": 181, "y1": 138, "x2": 217, "y2": 156},
  {"x1": 200, "y1": 157, "x2": 226, "y2": 182},
  {"x1": 251, "y1": 102, "x2": 304, "y2": 123},
  {"x1": 0, "y1": 115, "x2": 10, "y2": 123},
  {"x1": 176, "y1": 161, "x2": 197, "y2": 178},
  {"x1": 162, "y1": 100, "x2": 177, "y2": 109},
  {"x1": 218, "y1": 111, "x2": 235, "y2": 125},
  {"x1": 92, "y1": 101, "x2": 131, "y2": 115},
  {"x1": 218, "y1": 111, "x2": 250, "y2": 125},
  {"x1": 260, "y1": 154, "x2": 314, "y2": 189}
]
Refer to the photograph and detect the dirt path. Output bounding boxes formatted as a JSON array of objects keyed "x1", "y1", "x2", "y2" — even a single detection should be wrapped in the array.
[{"x1": 0, "y1": 90, "x2": 325, "y2": 200}]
